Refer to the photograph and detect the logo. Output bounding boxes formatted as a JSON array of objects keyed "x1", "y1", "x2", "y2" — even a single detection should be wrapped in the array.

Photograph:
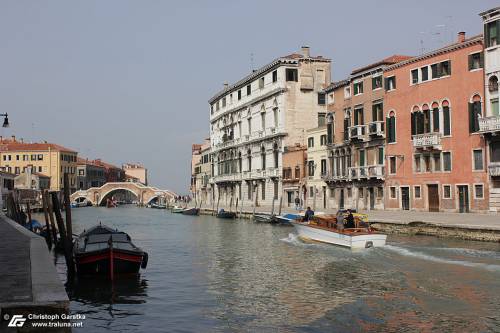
[{"x1": 8, "y1": 315, "x2": 26, "y2": 327}]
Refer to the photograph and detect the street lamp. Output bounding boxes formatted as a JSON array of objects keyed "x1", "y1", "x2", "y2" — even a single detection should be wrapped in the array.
[{"x1": 0, "y1": 113, "x2": 9, "y2": 128}]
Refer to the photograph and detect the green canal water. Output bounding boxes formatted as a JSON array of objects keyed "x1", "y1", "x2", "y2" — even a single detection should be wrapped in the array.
[{"x1": 49, "y1": 206, "x2": 500, "y2": 332}]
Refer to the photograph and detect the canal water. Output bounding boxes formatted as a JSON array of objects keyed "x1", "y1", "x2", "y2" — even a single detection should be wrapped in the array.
[{"x1": 50, "y1": 206, "x2": 500, "y2": 332}]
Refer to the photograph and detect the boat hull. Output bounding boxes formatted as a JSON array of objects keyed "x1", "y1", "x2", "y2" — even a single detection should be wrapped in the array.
[
  {"x1": 293, "y1": 223, "x2": 386, "y2": 249},
  {"x1": 182, "y1": 208, "x2": 200, "y2": 215},
  {"x1": 216, "y1": 212, "x2": 236, "y2": 219},
  {"x1": 75, "y1": 250, "x2": 143, "y2": 275}
]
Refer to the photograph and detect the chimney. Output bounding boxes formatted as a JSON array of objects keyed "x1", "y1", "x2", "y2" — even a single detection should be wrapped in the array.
[
  {"x1": 458, "y1": 31, "x2": 466, "y2": 43},
  {"x1": 301, "y1": 46, "x2": 310, "y2": 58},
  {"x1": 223, "y1": 82, "x2": 228, "y2": 90},
  {"x1": 11, "y1": 135, "x2": 15, "y2": 142}
]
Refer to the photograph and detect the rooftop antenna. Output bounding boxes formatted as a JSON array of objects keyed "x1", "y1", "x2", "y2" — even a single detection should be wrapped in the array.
[
  {"x1": 250, "y1": 52, "x2": 255, "y2": 72},
  {"x1": 419, "y1": 31, "x2": 426, "y2": 55},
  {"x1": 445, "y1": 15, "x2": 453, "y2": 43}
]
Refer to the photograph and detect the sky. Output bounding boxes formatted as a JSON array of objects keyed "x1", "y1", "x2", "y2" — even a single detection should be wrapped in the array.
[{"x1": 0, "y1": 0, "x2": 497, "y2": 193}]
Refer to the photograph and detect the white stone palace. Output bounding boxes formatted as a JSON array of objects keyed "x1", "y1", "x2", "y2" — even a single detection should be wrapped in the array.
[{"x1": 208, "y1": 47, "x2": 331, "y2": 207}]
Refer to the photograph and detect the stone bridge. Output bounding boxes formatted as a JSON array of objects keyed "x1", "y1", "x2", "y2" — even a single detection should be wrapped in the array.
[{"x1": 70, "y1": 182, "x2": 177, "y2": 206}]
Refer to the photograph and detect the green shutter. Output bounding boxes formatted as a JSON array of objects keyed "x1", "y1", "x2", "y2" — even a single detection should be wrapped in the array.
[
  {"x1": 433, "y1": 108, "x2": 440, "y2": 132},
  {"x1": 443, "y1": 107, "x2": 450, "y2": 136},
  {"x1": 390, "y1": 117, "x2": 396, "y2": 143},
  {"x1": 411, "y1": 113, "x2": 416, "y2": 136},
  {"x1": 468, "y1": 103, "x2": 475, "y2": 133}
]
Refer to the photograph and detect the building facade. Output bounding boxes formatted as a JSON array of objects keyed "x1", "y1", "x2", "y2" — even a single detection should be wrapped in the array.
[
  {"x1": 190, "y1": 139, "x2": 212, "y2": 205},
  {"x1": 282, "y1": 144, "x2": 306, "y2": 207},
  {"x1": 123, "y1": 163, "x2": 148, "y2": 185},
  {"x1": 384, "y1": 33, "x2": 488, "y2": 213},
  {"x1": 14, "y1": 167, "x2": 50, "y2": 190},
  {"x1": 209, "y1": 47, "x2": 331, "y2": 207},
  {"x1": 0, "y1": 170, "x2": 15, "y2": 209},
  {"x1": 479, "y1": 7, "x2": 500, "y2": 211},
  {"x1": 305, "y1": 126, "x2": 330, "y2": 210},
  {"x1": 77, "y1": 158, "x2": 107, "y2": 190},
  {"x1": 0, "y1": 138, "x2": 78, "y2": 192}
]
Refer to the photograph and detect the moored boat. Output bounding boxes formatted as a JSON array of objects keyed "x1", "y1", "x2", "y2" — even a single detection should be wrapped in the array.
[
  {"x1": 274, "y1": 213, "x2": 301, "y2": 225},
  {"x1": 171, "y1": 206, "x2": 185, "y2": 213},
  {"x1": 73, "y1": 224, "x2": 148, "y2": 276},
  {"x1": 292, "y1": 215, "x2": 386, "y2": 249},
  {"x1": 150, "y1": 203, "x2": 167, "y2": 209},
  {"x1": 216, "y1": 209, "x2": 236, "y2": 219},
  {"x1": 253, "y1": 213, "x2": 275, "y2": 223},
  {"x1": 182, "y1": 207, "x2": 200, "y2": 215}
]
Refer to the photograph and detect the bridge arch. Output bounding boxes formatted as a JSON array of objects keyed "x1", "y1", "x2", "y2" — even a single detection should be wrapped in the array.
[{"x1": 98, "y1": 187, "x2": 140, "y2": 206}]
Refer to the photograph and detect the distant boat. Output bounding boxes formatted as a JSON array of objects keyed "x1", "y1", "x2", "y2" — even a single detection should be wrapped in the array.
[
  {"x1": 171, "y1": 206, "x2": 185, "y2": 213},
  {"x1": 253, "y1": 213, "x2": 275, "y2": 223},
  {"x1": 274, "y1": 213, "x2": 301, "y2": 225},
  {"x1": 106, "y1": 198, "x2": 117, "y2": 208},
  {"x1": 73, "y1": 225, "x2": 148, "y2": 276},
  {"x1": 182, "y1": 207, "x2": 199, "y2": 215},
  {"x1": 150, "y1": 203, "x2": 167, "y2": 209},
  {"x1": 216, "y1": 209, "x2": 236, "y2": 219}
]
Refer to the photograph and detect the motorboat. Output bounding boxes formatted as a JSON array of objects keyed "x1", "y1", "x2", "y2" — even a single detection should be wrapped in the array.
[
  {"x1": 73, "y1": 224, "x2": 148, "y2": 276},
  {"x1": 150, "y1": 203, "x2": 167, "y2": 209},
  {"x1": 274, "y1": 213, "x2": 301, "y2": 225},
  {"x1": 182, "y1": 207, "x2": 200, "y2": 215},
  {"x1": 171, "y1": 206, "x2": 185, "y2": 213},
  {"x1": 292, "y1": 215, "x2": 386, "y2": 249},
  {"x1": 253, "y1": 213, "x2": 275, "y2": 223}
]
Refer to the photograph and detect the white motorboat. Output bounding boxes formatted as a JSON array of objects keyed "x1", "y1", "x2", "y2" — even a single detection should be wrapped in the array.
[{"x1": 292, "y1": 219, "x2": 387, "y2": 249}]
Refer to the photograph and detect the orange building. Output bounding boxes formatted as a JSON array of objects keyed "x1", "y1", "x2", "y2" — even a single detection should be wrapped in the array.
[{"x1": 384, "y1": 32, "x2": 488, "y2": 212}]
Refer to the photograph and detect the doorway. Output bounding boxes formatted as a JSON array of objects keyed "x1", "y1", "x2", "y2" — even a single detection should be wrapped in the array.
[
  {"x1": 287, "y1": 191, "x2": 293, "y2": 207},
  {"x1": 401, "y1": 187, "x2": 410, "y2": 210},
  {"x1": 458, "y1": 185, "x2": 469, "y2": 213},
  {"x1": 323, "y1": 186, "x2": 327, "y2": 209},
  {"x1": 369, "y1": 187, "x2": 375, "y2": 210},
  {"x1": 427, "y1": 184, "x2": 439, "y2": 212}
]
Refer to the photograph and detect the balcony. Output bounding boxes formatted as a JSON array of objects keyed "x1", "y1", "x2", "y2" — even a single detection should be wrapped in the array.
[
  {"x1": 349, "y1": 125, "x2": 367, "y2": 141},
  {"x1": 412, "y1": 132, "x2": 442, "y2": 150},
  {"x1": 321, "y1": 172, "x2": 349, "y2": 182},
  {"x1": 489, "y1": 163, "x2": 500, "y2": 177},
  {"x1": 266, "y1": 168, "x2": 280, "y2": 178},
  {"x1": 368, "y1": 165, "x2": 385, "y2": 179},
  {"x1": 349, "y1": 165, "x2": 385, "y2": 180},
  {"x1": 368, "y1": 121, "x2": 385, "y2": 137},
  {"x1": 479, "y1": 116, "x2": 500, "y2": 133}
]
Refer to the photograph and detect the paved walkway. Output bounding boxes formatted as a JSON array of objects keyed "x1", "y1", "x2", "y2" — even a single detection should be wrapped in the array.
[{"x1": 196, "y1": 203, "x2": 500, "y2": 231}]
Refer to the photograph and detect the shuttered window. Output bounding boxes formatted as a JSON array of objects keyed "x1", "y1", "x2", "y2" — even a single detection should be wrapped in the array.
[
  {"x1": 469, "y1": 102, "x2": 482, "y2": 133},
  {"x1": 443, "y1": 106, "x2": 451, "y2": 136},
  {"x1": 378, "y1": 147, "x2": 384, "y2": 165},
  {"x1": 443, "y1": 152, "x2": 452, "y2": 171},
  {"x1": 473, "y1": 149, "x2": 483, "y2": 170},
  {"x1": 387, "y1": 116, "x2": 396, "y2": 143},
  {"x1": 343, "y1": 118, "x2": 349, "y2": 140},
  {"x1": 432, "y1": 108, "x2": 440, "y2": 132}
]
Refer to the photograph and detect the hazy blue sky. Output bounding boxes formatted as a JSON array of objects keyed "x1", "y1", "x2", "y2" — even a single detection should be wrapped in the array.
[{"x1": 0, "y1": 0, "x2": 497, "y2": 193}]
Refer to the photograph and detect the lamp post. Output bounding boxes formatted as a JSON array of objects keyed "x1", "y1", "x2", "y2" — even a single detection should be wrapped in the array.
[{"x1": 0, "y1": 113, "x2": 9, "y2": 128}]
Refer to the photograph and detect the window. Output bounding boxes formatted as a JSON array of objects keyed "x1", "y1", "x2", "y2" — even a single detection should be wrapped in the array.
[
  {"x1": 414, "y1": 154, "x2": 421, "y2": 173},
  {"x1": 286, "y1": 68, "x2": 298, "y2": 82},
  {"x1": 222, "y1": 97, "x2": 226, "y2": 107},
  {"x1": 247, "y1": 117, "x2": 252, "y2": 134},
  {"x1": 261, "y1": 182, "x2": 266, "y2": 200},
  {"x1": 378, "y1": 147, "x2": 384, "y2": 165},
  {"x1": 443, "y1": 185, "x2": 452, "y2": 199},
  {"x1": 389, "y1": 156, "x2": 396, "y2": 174},
  {"x1": 308, "y1": 137, "x2": 314, "y2": 148},
  {"x1": 344, "y1": 86, "x2": 351, "y2": 98},
  {"x1": 372, "y1": 75, "x2": 382, "y2": 89},
  {"x1": 411, "y1": 69, "x2": 418, "y2": 84},
  {"x1": 320, "y1": 159, "x2": 327, "y2": 175},
  {"x1": 354, "y1": 107, "x2": 364, "y2": 125},
  {"x1": 308, "y1": 161, "x2": 315, "y2": 177},
  {"x1": 421, "y1": 67, "x2": 429, "y2": 81},
  {"x1": 385, "y1": 76, "x2": 396, "y2": 91},
  {"x1": 424, "y1": 154, "x2": 431, "y2": 172},
  {"x1": 492, "y1": 98, "x2": 499, "y2": 117},
  {"x1": 353, "y1": 81, "x2": 363, "y2": 95},
  {"x1": 440, "y1": 60, "x2": 451, "y2": 76},
  {"x1": 38, "y1": 166, "x2": 42, "y2": 172},
  {"x1": 317, "y1": 92, "x2": 326, "y2": 105},
  {"x1": 469, "y1": 99, "x2": 482, "y2": 133},
  {"x1": 259, "y1": 77, "x2": 264, "y2": 89},
  {"x1": 238, "y1": 90, "x2": 241, "y2": 100},
  {"x1": 246, "y1": 84, "x2": 251, "y2": 96},
  {"x1": 432, "y1": 106, "x2": 440, "y2": 132},
  {"x1": 272, "y1": 70, "x2": 277, "y2": 83},
  {"x1": 318, "y1": 113, "x2": 326, "y2": 126},
  {"x1": 377, "y1": 187, "x2": 383, "y2": 198},
  {"x1": 474, "y1": 184, "x2": 484, "y2": 199},
  {"x1": 320, "y1": 135, "x2": 327, "y2": 146},
  {"x1": 443, "y1": 152, "x2": 452, "y2": 171},
  {"x1": 431, "y1": 64, "x2": 439, "y2": 79},
  {"x1": 216, "y1": 101, "x2": 220, "y2": 111},
  {"x1": 485, "y1": 20, "x2": 499, "y2": 47},
  {"x1": 473, "y1": 149, "x2": 484, "y2": 171},
  {"x1": 37, "y1": 154, "x2": 43, "y2": 160},
  {"x1": 372, "y1": 102, "x2": 383, "y2": 121},
  {"x1": 414, "y1": 186, "x2": 421, "y2": 199},
  {"x1": 390, "y1": 186, "x2": 397, "y2": 199},
  {"x1": 248, "y1": 182, "x2": 253, "y2": 200},
  {"x1": 433, "y1": 153, "x2": 441, "y2": 172},
  {"x1": 443, "y1": 105, "x2": 451, "y2": 136},
  {"x1": 468, "y1": 52, "x2": 483, "y2": 70},
  {"x1": 274, "y1": 181, "x2": 278, "y2": 199},
  {"x1": 273, "y1": 108, "x2": 279, "y2": 127},
  {"x1": 309, "y1": 186, "x2": 314, "y2": 198},
  {"x1": 295, "y1": 166, "x2": 300, "y2": 179},
  {"x1": 283, "y1": 168, "x2": 292, "y2": 179},
  {"x1": 387, "y1": 114, "x2": 396, "y2": 143},
  {"x1": 261, "y1": 147, "x2": 266, "y2": 169}
]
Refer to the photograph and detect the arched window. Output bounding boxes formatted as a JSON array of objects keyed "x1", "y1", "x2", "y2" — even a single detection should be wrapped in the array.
[
  {"x1": 261, "y1": 146, "x2": 266, "y2": 170},
  {"x1": 442, "y1": 100, "x2": 451, "y2": 136},
  {"x1": 431, "y1": 102, "x2": 440, "y2": 132},
  {"x1": 387, "y1": 110, "x2": 396, "y2": 143},
  {"x1": 469, "y1": 94, "x2": 482, "y2": 133},
  {"x1": 411, "y1": 106, "x2": 423, "y2": 136},
  {"x1": 326, "y1": 112, "x2": 334, "y2": 144},
  {"x1": 273, "y1": 143, "x2": 279, "y2": 168},
  {"x1": 247, "y1": 149, "x2": 252, "y2": 171},
  {"x1": 422, "y1": 104, "x2": 431, "y2": 133},
  {"x1": 489, "y1": 76, "x2": 498, "y2": 93}
]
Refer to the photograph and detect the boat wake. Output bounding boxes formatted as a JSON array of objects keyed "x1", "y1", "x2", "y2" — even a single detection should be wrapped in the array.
[
  {"x1": 431, "y1": 247, "x2": 500, "y2": 259},
  {"x1": 280, "y1": 233, "x2": 309, "y2": 246},
  {"x1": 384, "y1": 245, "x2": 500, "y2": 273}
]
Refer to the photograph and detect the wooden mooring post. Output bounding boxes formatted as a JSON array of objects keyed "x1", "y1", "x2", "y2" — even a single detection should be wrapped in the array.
[
  {"x1": 278, "y1": 196, "x2": 283, "y2": 216},
  {"x1": 41, "y1": 190, "x2": 53, "y2": 250},
  {"x1": 51, "y1": 191, "x2": 75, "y2": 276},
  {"x1": 46, "y1": 190, "x2": 58, "y2": 248}
]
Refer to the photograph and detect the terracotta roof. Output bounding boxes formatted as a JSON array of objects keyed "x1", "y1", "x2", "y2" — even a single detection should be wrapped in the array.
[
  {"x1": 33, "y1": 172, "x2": 50, "y2": 178},
  {"x1": 0, "y1": 142, "x2": 77, "y2": 153},
  {"x1": 92, "y1": 159, "x2": 121, "y2": 170},
  {"x1": 351, "y1": 55, "x2": 413, "y2": 75},
  {"x1": 323, "y1": 79, "x2": 350, "y2": 92},
  {"x1": 385, "y1": 34, "x2": 483, "y2": 71}
]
